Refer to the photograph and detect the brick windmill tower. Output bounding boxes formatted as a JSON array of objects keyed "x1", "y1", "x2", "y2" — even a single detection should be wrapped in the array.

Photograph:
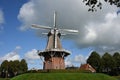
[{"x1": 32, "y1": 12, "x2": 78, "y2": 69}]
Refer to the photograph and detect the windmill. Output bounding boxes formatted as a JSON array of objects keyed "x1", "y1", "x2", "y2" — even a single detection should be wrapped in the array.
[{"x1": 32, "y1": 11, "x2": 78, "y2": 69}]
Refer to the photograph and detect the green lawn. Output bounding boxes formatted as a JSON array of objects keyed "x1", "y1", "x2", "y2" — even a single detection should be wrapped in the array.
[{"x1": 11, "y1": 73, "x2": 117, "y2": 80}]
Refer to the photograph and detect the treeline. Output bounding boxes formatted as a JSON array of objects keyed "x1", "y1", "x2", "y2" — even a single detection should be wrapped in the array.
[
  {"x1": 87, "y1": 51, "x2": 120, "y2": 76},
  {"x1": 0, "y1": 59, "x2": 28, "y2": 78}
]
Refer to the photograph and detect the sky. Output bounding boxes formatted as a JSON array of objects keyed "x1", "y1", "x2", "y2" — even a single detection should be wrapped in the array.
[{"x1": 0, "y1": 0, "x2": 120, "y2": 69}]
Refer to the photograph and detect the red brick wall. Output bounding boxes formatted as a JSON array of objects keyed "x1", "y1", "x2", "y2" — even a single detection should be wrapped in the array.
[{"x1": 44, "y1": 57, "x2": 65, "y2": 69}]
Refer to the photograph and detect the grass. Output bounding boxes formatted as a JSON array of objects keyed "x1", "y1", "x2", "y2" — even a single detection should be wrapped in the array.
[
  {"x1": 11, "y1": 73, "x2": 117, "y2": 80},
  {"x1": 113, "y1": 75, "x2": 120, "y2": 80},
  {"x1": 0, "y1": 78, "x2": 10, "y2": 80}
]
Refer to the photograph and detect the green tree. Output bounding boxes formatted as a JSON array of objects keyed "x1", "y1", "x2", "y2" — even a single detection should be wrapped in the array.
[
  {"x1": 87, "y1": 51, "x2": 101, "y2": 72},
  {"x1": 0, "y1": 59, "x2": 28, "y2": 78},
  {"x1": 8, "y1": 61, "x2": 14, "y2": 77},
  {"x1": 101, "y1": 52, "x2": 115, "y2": 74},
  {"x1": 112, "y1": 52, "x2": 120, "y2": 75},
  {"x1": 113, "y1": 52, "x2": 120, "y2": 67},
  {"x1": 12, "y1": 60, "x2": 20, "y2": 76},
  {"x1": 83, "y1": 0, "x2": 120, "y2": 11},
  {"x1": 0, "y1": 65, "x2": 1, "y2": 72},
  {"x1": 0, "y1": 65, "x2": 1, "y2": 77},
  {"x1": 0, "y1": 60, "x2": 9, "y2": 78},
  {"x1": 0, "y1": 60, "x2": 9, "y2": 71},
  {"x1": 19, "y1": 59, "x2": 28, "y2": 73}
]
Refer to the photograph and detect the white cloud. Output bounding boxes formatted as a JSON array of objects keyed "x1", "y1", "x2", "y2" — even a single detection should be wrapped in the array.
[
  {"x1": 65, "y1": 60, "x2": 73, "y2": 67},
  {"x1": 0, "y1": 52, "x2": 20, "y2": 61},
  {"x1": 74, "y1": 54, "x2": 86, "y2": 64},
  {"x1": 24, "y1": 49, "x2": 41, "y2": 69},
  {"x1": 78, "y1": 12, "x2": 120, "y2": 52},
  {"x1": 18, "y1": 0, "x2": 120, "y2": 52},
  {"x1": 65, "y1": 54, "x2": 87, "y2": 67},
  {"x1": 82, "y1": 26, "x2": 97, "y2": 44},
  {"x1": 25, "y1": 49, "x2": 39, "y2": 60},
  {"x1": 0, "y1": 46, "x2": 21, "y2": 62},
  {"x1": 18, "y1": 1, "x2": 36, "y2": 31},
  {"x1": 18, "y1": 0, "x2": 91, "y2": 31}
]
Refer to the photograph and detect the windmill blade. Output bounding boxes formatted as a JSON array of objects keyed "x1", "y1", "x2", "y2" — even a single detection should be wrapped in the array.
[
  {"x1": 31, "y1": 24, "x2": 52, "y2": 30},
  {"x1": 61, "y1": 33, "x2": 66, "y2": 36},
  {"x1": 62, "y1": 32, "x2": 78, "y2": 35},
  {"x1": 60, "y1": 29, "x2": 79, "y2": 33},
  {"x1": 42, "y1": 33, "x2": 48, "y2": 35}
]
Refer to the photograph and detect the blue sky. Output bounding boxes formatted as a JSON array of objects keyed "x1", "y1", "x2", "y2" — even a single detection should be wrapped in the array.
[
  {"x1": 0, "y1": 0, "x2": 120, "y2": 69},
  {"x1": 0, "y1": 0, "x2": 28, "y2": 52}
]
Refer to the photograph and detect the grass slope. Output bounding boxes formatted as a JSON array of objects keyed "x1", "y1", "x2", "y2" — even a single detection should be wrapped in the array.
[
  {"x1": 11, "y1": 73, "x2": 117, "y2": 80},
  {"x1": 114, "y1": 76, "x2": 120, "y2": 80},
  {"x1": 0, "y1": 78, "x2": 10, "y2": 80}
]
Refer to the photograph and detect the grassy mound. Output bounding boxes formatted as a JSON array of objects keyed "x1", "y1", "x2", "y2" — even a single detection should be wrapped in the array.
[
  {"x1": 11, "y1": 73, "x2": 117, "y2": 80},
  {"x1": 0, "y1": 78, "x2": 10, "y2": 80},
  {"x1": 113, "y1": 76, "x2": 120, "y2": 80}
]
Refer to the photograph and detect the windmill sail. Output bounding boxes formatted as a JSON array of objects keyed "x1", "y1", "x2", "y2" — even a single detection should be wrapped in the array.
[
  {"x1": 31, "y1": 24, "x2": 52, "y2": 30},
  {"x1": 60, "y1": 29, "x2": 78, "y2": 33},
  {"x1": 53, "y1": 11, "x2": 57, "y2": 28}
]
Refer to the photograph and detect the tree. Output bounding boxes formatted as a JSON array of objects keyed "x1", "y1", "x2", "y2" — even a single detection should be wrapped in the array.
[
  {"x1": 101, "y1": 52, "x2": 115, "y2": 74},
  {"x1": 19, "y1": 59, "x2": 28, "y2": 73},
  {"x1": 12, "y1": 60, "x2": 20, "y2": 76},
  {"x1": 0, "y1": 60, "x2": 9, "y2": 78},
  {"x1": 0, "y1": 66, "x2": 1, "y2": 77},
  {"x1": 0, "y1": 59, "x2": 28, "y2": 78},
  {"x1": 112, "y1": 52, "x2": 120, "y2": 75},
  {"x1": 113, "y1": 52, "x2": 120, "y2": 67},
  {"x1": 83, "y1": 0, "x2": 120, "y2": 11},
  {"x1": 8, "y1": 61, "x2": 14, "y2": 77},
  {"x1": 87, "y1": 51, "x2": 101, "y2": 72}
]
